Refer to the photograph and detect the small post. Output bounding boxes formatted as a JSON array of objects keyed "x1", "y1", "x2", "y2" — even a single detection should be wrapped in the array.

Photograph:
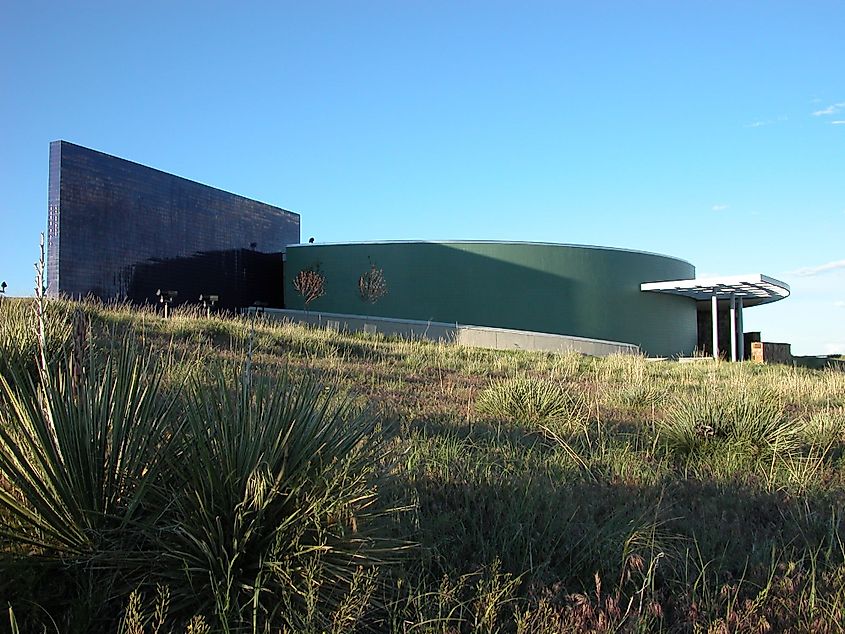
[
  {"x1": 157, "y1": 289, "x2": 178, "y2": 319},
  {"x1": 199, "y1": 294, "x2": 219, "y2": 319},
  {"x1": 252, "y1": 301, "x2": 268, "y2": 316},
  {"x1": 737, "y1": 296, "x2": 745, "y2": 361}
]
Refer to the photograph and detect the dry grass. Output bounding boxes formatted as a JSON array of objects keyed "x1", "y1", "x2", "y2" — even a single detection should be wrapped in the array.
[{"x1": 2, "y1": 299, "x2": 845, "y2": 632}]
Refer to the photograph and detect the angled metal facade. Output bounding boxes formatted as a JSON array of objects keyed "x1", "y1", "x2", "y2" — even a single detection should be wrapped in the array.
[{"x1": 46, "y1": 141, "x2": 299, "y2": 309}]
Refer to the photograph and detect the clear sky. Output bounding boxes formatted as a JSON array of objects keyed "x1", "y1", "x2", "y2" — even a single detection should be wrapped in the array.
[{"x1": 1, "y1": 1, "x2": 842, "y2": 355}]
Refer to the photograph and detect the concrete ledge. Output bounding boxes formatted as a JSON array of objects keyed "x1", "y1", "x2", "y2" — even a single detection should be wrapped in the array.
[{"x1": 261, "y1": 308, "x2": 639, "y2": 357}]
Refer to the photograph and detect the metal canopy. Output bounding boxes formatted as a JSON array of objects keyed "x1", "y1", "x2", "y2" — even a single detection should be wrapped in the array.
[{"x1": 640, "y1": 273, "x2": 790, "y2": 307}]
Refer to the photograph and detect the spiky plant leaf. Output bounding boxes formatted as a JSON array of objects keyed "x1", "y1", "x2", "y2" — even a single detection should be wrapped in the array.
[
  {"x1": 660, "y1": 382, "x2": 803, "y2": 459},
  {"x1": 475, "y1": 376, "x2": 587, "y2": 431},
  {"x1": 0, "y1": 341, "x2": 179, "y2": 558},
  {"x1": 160, "y1": 366, "x2": 396, "y2": 630}
]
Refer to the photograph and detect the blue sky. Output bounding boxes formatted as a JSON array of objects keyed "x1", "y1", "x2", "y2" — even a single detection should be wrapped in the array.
[{"x1": 1, "y1": 1, "x2": 842, "y2": 355}]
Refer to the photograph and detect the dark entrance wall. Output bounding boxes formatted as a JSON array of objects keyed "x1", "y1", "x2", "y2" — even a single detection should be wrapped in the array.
[
  {"x1": 696, "y1": 303, "x2": 745, "y2": 359},
  {"x1": 127, "y1": 249, "x2": 284, "y2": 311}
]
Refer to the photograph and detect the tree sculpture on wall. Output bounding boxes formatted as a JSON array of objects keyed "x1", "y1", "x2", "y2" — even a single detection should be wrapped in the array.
[
  {"x1": 293, "y1": 266, "x2": 326, "y2": 309},
  {"x1": 358, "y1": 262, "x2": 388, "y2": 304}
]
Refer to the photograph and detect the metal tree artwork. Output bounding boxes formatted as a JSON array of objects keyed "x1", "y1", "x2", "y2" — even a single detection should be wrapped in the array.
[
  {"x1": 358, "y1": 264, "x2": 388, "y2": 304},
  {"x1": 293, "y1": 267, "x2": 326, "y2": 308}
]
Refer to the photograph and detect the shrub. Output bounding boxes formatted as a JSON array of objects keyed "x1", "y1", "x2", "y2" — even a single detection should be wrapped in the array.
[
  {"x1": 800, "y1": 408, "x2": 845, "y2": 450},
  {"x1": 660, "y1": 382, "x2": 803, "y2": 459},
  {"x1": 609, "y1": 378, "x2": 668, "y2": 409},
  {"x1": 159, "y1": 366, "x2": 397, "y2": 631},
  {"x1": 358, "y1": 263, "x2": 388, "y2": 304},
  {"x1": 475, "y1": 376, "x2": 587, "y2": 431}
]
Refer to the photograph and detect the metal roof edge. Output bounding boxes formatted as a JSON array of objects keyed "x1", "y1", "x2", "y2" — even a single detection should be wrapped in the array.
[
  {"x1": 285, "y1": 239, "x2": 694, "y2": 267},
  {"x1": 640, "y1": 273, "x2": 791, "y2": 305}
]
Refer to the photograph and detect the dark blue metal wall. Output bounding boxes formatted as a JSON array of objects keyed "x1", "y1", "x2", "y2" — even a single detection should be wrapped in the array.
[{"x1": 47, "y1": 141, "x2": 299, "y2": 309}]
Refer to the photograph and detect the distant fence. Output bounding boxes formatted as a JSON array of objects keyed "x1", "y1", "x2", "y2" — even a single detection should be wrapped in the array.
[{"x1": 261, "y1": 308, "x2": 639, "y2": 357}]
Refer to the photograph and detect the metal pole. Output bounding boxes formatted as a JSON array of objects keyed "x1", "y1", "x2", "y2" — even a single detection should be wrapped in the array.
[
  {"x1": 737, "y1": 296, "x2": 744, "y2": 361},
  {"x1": 729, "y1": 293, "x2": 737, "y2": 362},
  {"x1": 711, "y1": 294, "x2": 719, "y2": 360}
]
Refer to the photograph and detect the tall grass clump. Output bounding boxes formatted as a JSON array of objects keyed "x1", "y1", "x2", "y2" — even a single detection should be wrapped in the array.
[
  {"x1": 768, "y1": 365, "x2": 845, "y2": 409},
  {"x1": 161, "y1": 366, "x2": 399, "y2": 632},
  {"x1": 607, "y1": 371, "x2": 668, "y2": 410},
  {"x1": 660, "y1": 380, "x2": 803, "y2": 460},
  {"x1": 0, "y1": 298, "x2": 73, "y2": 377},
  {"x1": 801, "y1": 408, "x2": 845, "y2": 449},
  {"x1": 595, "y1": 353, "x2": 670, "y2": 410},
  {"x1": 548, "y1": 350, "x2": 585, "y2": 382},
  {"x1": 475, "y1": 376, "x2": 587, "y2": 431}
]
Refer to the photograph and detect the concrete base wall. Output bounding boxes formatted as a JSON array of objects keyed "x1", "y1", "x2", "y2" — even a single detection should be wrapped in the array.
[{"x1": 263, "y1": 308, "x2": 639, "y2": 357}]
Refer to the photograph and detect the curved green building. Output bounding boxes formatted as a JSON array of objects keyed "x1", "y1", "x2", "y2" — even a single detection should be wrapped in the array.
[{"x1": 284, "y1": 241, "x2": 698, "y2": 357}]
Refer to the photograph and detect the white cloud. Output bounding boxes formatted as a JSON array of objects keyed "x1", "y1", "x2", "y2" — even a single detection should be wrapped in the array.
[
  {"x1": 822, "y1": 342, "x2": 845, "y2": 355},
  {"x1": 711, "y1": 203, "x2": 729, "y2": 211},
  {"x1": 813, "y1": 102, "x2": 845, "y2": 116},
  {"x1": 745, "y1": 115, "x2": 788, "y2": 128},
  {"x1": 792, "y1": 259, "x2": 845, "y2": 277},
  {"x1": 835, "y1": 301, "x2": 845, "y2": 308},
  {"x1": 833, "y1": 120, "x2": 845, "y2": 125}
]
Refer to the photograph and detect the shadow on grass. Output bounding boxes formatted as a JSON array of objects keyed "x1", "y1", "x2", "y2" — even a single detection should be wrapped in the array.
[{"x1": 388, "y1": 469, "x2": 845, "y2": 595}]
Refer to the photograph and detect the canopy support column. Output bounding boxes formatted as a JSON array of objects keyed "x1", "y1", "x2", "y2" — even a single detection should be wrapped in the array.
[
  {"x1": 737, "y1": 296, "x2": 744, "y2": 361},
  {"x1": 711, "y1": 294, "x2": 719, "y2": 360},
  {"x1": 729, "y1": 293, "x2": 737, "y2": 362}
]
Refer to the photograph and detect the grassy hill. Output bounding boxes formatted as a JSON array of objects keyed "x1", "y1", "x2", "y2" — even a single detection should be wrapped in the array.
[{"x1": 2, "y1": 298, "x2": 845, "y2": 632}]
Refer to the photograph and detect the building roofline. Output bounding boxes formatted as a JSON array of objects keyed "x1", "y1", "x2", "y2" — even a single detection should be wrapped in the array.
[
  {"x1": 286, "y1": 239, "x2": 694, "y2": 267},
  {"x1": 51, "y1": 140, "x2": 299, "y2": 218}
]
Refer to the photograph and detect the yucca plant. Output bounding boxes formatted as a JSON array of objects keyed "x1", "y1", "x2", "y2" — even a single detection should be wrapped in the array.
[
  {"x1": 475, "y1": 376, "x2": 587, "y2": 431},
  {"x1": 0, "y1": 340, "x2": 180, "y2": 629},
  {"x1": 160, "y1": 365, "x2": 397, "y2": 632},
  {"x1": 660, "y1": 382, "x2": 803, "y2": 460}
]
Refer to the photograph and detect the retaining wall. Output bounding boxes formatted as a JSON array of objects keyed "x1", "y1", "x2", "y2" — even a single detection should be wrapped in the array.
[{"x1": 263, "y1": 308, "x2": 639, "y2": 357}]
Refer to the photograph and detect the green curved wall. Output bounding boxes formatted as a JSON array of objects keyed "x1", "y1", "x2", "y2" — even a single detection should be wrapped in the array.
[{"x1": 284, "y1": 241, "x2": 697, "y2": 357}]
